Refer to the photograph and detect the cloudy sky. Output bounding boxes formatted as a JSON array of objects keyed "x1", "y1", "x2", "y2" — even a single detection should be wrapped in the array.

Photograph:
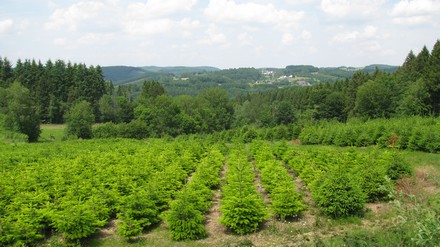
[{"x1": 1, "y1": 0, "x2": 439, "y2": 68}]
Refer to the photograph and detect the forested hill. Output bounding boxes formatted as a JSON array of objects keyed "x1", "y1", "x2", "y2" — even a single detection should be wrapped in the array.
[
  {"x1": 102, "y1": 66, "x2": 220, "y2": 85},
  {"x1": 103, "y1": 64, "x2": 398, "y2": 97},
  {"x1": 102, "y1": 64, "x2": 398, "y2": 86}
]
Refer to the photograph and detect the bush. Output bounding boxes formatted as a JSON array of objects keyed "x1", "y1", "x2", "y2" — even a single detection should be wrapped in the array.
[
  {"x1": 92, "y1": 122, "x2": 120, "y2": 138},
  {"x1": 383, "y1": 151, "x2": 413, "y2": 180},
  {"x1": 117, "y1": 190, "x2": 160, "y2": 238},
  {"x1": 167, "y1": 198, "x2": 207, "y2": 241},
  {"x1": 313, "y1": 168, "x2": 366, "y2": 218},
  {"x1": 220, "y1": 195, "x2": 268, "y2": 235},
  {"x1": 358, "y1": 169, "x2": 394, "y2": 202},
  {"x1": 65, "y1": 101, "x2": 95, "y2": 139},
  {"x1": 51, "y1": 197, "x2": 108, "y2": 240}
]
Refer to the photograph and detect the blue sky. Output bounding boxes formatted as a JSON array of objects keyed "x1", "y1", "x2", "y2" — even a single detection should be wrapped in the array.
[{"x1": 1, "y1": 0, "x2": 439, "y2": 68}]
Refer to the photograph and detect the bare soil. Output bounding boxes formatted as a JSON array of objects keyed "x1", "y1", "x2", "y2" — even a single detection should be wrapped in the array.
[{"x1": 203, "y1": 164, "x2": 228, "y2": 241}]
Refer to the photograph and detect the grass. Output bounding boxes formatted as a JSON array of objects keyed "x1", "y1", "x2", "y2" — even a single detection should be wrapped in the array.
[{"x1": 39, "y1": 124, "x2": 66, "y2": 142}]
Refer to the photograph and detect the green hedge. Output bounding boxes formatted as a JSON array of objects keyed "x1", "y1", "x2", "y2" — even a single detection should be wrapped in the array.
[{"x1": 299, "y1": 117, "x2": 440, "y2": 153}]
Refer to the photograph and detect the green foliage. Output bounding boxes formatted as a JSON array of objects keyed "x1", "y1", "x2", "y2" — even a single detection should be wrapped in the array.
[
  {"x1": 0, "y1": 81, "x2": 41, "y2": 142},
  {"x1": 356, "y1": 166, "x2": 394, "y2": 202},
  {"x1": 270, "y1": 181, "x2": 306, "y2": 220},
  {"x1": 0, "y1": 58, "x2": 106, "y2": 124},
  {"x1": 382, "y1": 151, "x2": 413, "y2": 180},
  {"x1": 0, "y1": 138, "x2": 205, "y2": 245},
  {"x1": 251, "y1": 140, "x2": 306, "y2": 220},
  {"x1": 138, "y1": 80, "x2": 166, "y2": 103},
  {"x1": 354, "y1": 79, "x2": 393, "y2": 118},
  {"x1": 299, "y1": 117, "x2": 440, "y2": 153},
  {"x1": 312, "y1": 167, "x2": 366, "y2": 218},
  {"x1": 65, "y1": 100, "x2": 95, "y2": 139},
  {"x1": 51, "y1": 196, "x2": 108, "y2": 240},
  {"x1": 166, "y1": 148, "x2": 224, "y2": 240},
  {"x1": 167, "y1": 196, "x2": 207, "y2": 241},
  {"x1": 220, "y1": 194, "x2": 268, "y2": 235},
  {"x1": 117, "y1": 190, "x2": 160, "y2": 238},
  {"x1": 333, "y1": 194, "x2": 440, "y2": 247},
  {"x1": 220, "y1": 145, "x2": 268, "y2": 234}
]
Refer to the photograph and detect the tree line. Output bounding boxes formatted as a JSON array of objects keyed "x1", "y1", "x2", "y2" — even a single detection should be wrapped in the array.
[
  {"x1": 233, "y1": 40, "x2": 440, "y2": 128},
  {"x1": 0, "y1": 58, "x2": 108, "y2": 141},
  {"x1": 1, "y1": 40, "x2": 439, "y2": 142}
]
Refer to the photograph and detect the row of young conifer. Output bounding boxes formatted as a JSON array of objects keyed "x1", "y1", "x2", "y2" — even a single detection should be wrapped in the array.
[
  {"x1": 250, "y1": 140, "x2": 306, "y2": 220},
  {"x1": 219, "y1": 144, "x2": 269, "y2": 234},
  {"x1": 299, "y1": 117, "x2": 440, "y2": 153},
  {"x1": 0, "y1": 139, "x2": 205, "y2": 245},
  {"x1": 281, "y1": 147, "x2": 412, "y2": 218},
  {"x1": 166, "y1": 148, "x2": 225, "y2": 240}
]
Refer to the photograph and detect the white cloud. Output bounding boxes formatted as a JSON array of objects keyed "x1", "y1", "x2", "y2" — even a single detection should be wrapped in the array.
[
  {"x1": 333, "y1": 30, "x2": 358, "y2": 43},
  {"x1": 392, "y1": 15, "x2": 433, "y2": 25},
  {"x1": 126, "y1": 0, "x2": 198, "y2": 19},
  {"x1": 123, "y1": 18, "x2": 175, "y2": 35},
  {"x1": 198, "y1": 24, "x2": 228, "y2": 46},
  {"x1": 53, "y1": 38, "x2": 66, "y2": 46},
  {"x1": 320, "y1": 0, "x2": 385, "y2": 18},
  {"x1": 301, "y1": 30, "x2": 312, "y2": 40},
  {"x1": 179, "y1": 18, "x2": 200, "y2": 29},
  {"x1": 362, "y1": 41, "x2": 381, "y2": 52},
  {"x1": 122, "y1": 0, "x2": 199, "y2": 36},
  {"x1": 0, "y1": 19, "x2": 14, "y2": 34},
  {"x1": 204, "y1": 0, "x2": 304, "y2": 31},
  {"x1": 281, "y1": 30, "x2": 312, "y2": 45},
  {"x1": 390, "y1": 0, "x2": 440, "y2": 16},
  {"x1": 390, "y1": 0, "x2": 440, "y2": 25},
  {"x1": 45, "y1": 1, "x2": 108, "y2": 31},
  {"x1": 286, "y1": 0, "x2": 318, "y2": 4},
  {"x1": 282, "y1": 33, "x2": 295, "y2": 45},
  {"x1": 332, "y1": 25, "x2": 377, "y2": 43},
  {"x1": 238, "y1": 32, "x2": 253, "y2": 46},
  {"x1": 78, "y1": 33, "x2": 114, "y2": 45}
]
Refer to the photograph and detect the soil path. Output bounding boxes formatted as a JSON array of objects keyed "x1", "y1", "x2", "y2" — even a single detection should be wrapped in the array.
[
  {"x1": 252, "y1": 161, "x2": 271, "y2": 205},
  {"x1": 204, "y1": 162, "x2": 228, "y2": 240}
]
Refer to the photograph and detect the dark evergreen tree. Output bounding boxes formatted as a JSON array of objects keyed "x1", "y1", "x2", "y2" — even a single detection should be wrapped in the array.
[
  {"x1": 415, "y1": 46, "x2": 431, "y2": 79},
  {"x1": 343, "y1": 72, "x2": 370, "y2": 117},
  {"x1": 0, "y1": 57, "x2": 13, "y2": 87},
  {"x1": 138, "y1": 80, "x2": 166, "y2": 103},
  {"x1": 428, "y1": 40, "x2": 440, "y2": 115}
]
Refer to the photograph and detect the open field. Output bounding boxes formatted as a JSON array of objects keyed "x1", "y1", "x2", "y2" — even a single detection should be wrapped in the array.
[{"x1": 39, "y1": 124, "x2": 66, "y2": 142}]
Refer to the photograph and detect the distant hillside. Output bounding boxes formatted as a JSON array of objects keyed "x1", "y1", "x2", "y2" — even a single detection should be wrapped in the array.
[
  {"x1": 141, "y1": 66, "x2": 220, "y2": 76},
  {"x1": 103, "y1": 64, "x2": 399, "y2": 97},
  {"x1": 102, "y1": 66, "x2": 220, "y2": 85},
  {"x1": 362, "y1": 64, "x2": 399, "y2": 73}
]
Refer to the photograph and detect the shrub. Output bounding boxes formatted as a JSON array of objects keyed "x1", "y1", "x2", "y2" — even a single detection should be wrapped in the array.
[
  {"x1": 271, "y1": 182, "x2": 306, "y2": 220},
  {"x1": 92, "y1": 122, "x2": 120, "y2": 138},
  {"x1": 167, "y1": 198, "x2": 207, "y2": 241},
  {"x1": 382, "y1": 151, "x2": 413, "y2": 180},
  {"x1": 358, "y1": 169, "x2": 394, "y2": 202},
  {"x1": 117, "y1": 190, "x2": 160, "y2": 238},
  {"x1": 313, "y1": 168, "x2": 366, "y2": 218},
  {"x1": 51, "y1": 197, "x2": 108, "y2": 240},
  {"x1": 65, "y1": 101, "x2": 95, "y2": 139},
  {"x1": 220, "y1": 195, "x2": 268, "y2": 234}
]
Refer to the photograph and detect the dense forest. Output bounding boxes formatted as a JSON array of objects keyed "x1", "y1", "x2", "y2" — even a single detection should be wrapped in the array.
[{"x1": 0, "y1": 40, "x2": 439, "y2": 142}]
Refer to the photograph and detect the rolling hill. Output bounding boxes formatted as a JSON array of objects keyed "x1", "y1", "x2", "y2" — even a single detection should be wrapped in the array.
[{"x1": 102, "y1": 64, "x2": 399, "y2": 97}]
